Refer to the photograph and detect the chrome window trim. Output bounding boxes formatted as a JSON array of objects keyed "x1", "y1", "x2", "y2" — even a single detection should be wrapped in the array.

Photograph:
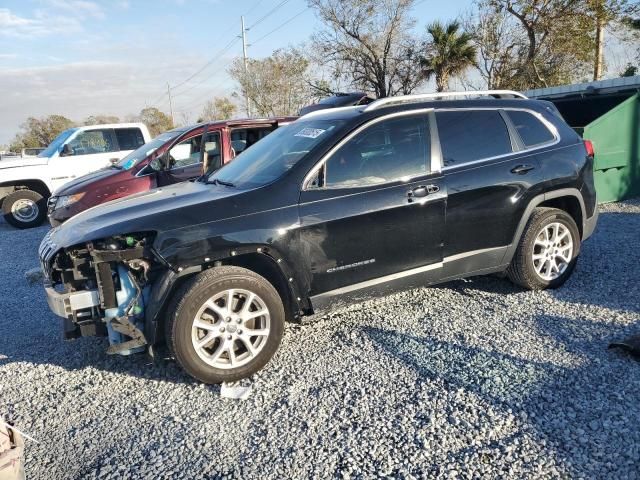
[
  {"x1": 301, "y1": 108, "x2": 436, "y2": 191},
  {"x1": 435, "y1": 107, "x2": 560, "y2": 171}
]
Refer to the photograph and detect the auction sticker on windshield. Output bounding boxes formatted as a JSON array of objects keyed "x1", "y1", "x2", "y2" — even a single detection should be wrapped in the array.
[{"x1": 295, "y1": 128, "x2": 326, "y2": 139}]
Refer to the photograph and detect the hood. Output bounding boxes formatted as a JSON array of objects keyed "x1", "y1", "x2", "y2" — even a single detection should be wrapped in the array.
[
  {"x1": 0, "y1": 156, "x2": 49, "y2": 169},
  {"x1": 49, "y1": 180, "x2": 244, "y2": 248},
  {"x1": 52, "y1": 167, "x2": 121, "y2": 195}
]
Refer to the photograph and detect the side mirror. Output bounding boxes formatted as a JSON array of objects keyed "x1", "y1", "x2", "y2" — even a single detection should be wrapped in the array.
[
  {"x1": 60, "y1": 144, "x2": 72, "y2": 157},
  {"x1": 149, "y1": 155, "x2": 164, "y2": 171}
]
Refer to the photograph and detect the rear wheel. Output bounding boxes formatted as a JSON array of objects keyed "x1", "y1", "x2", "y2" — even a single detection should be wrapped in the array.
[
  {"x1": 2, "y1": 189, "x2": 47, "y2": 229},
  {"x1": 165, "y1": 266, "x2": 285, "y2": 384},
  {"x1": 507, "y1": 207, "x2": 581, "y2": 290}
]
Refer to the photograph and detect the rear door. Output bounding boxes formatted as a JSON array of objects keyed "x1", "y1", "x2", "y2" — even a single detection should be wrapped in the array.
[
  {"x1": 298, "y1": 110, "x2": 446, "y2": 301},
  {"x1": 437, "y1": 108, "x2": 549, "y2": 277},
  {"x1": 114, "y1": 127, "x2": 146, "y2": 156}
]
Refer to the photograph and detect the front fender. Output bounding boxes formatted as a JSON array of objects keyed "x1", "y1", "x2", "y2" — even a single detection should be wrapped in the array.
[{"x1": 0, "y1": 166, "x2": 53, "y2": 192}]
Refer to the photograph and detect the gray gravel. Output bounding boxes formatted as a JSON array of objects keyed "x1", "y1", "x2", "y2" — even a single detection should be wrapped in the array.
[{"x1": 1, "y1": 200, "x2": 640, "y2": 479}]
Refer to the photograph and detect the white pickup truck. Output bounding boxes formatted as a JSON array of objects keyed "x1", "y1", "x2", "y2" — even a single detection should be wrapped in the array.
[{"x1": 0, "y1": 123, "x2": 151, "y2": 229}]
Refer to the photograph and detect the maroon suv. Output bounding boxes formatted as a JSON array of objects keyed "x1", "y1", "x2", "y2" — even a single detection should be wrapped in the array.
[{"x1": 47, "y1": 117, "x2": 294, "y2": 226}]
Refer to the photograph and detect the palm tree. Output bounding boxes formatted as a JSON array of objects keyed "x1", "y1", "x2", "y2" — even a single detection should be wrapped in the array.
[{"x1": 421, "y1": 21, "x2": 477, "y2": 92}]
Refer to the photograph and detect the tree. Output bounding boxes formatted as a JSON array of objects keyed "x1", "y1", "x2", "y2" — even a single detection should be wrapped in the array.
[
  {"x1": 308, "y1": 0, "x2": 424, "y2": 97},
  {"x1": 588, "y1": 0, "x2": 639, "y2": 80},
  {"x1": 137, "y1": 107, "x2": 174, "y2": 137},
  {"x1": 491, "y1": 0, "x2": 595, "y2": 88},
  {"x1": 83, "y1": 115, "x2": 120, "y2": 126},
  {"x1": 10, "y1": 115, "x2": 75, "y2": 151},
  {"x1": 229, "y1": 47, "x2": 315, "y2": 117},
  {"x1": 198, "y1": 97, "x2": 237, "y2": 122},
  {"x1": 463, "y1": 2, "x2": 523, "y2": 89},
  {"x1": 421, "y1": 21, "x2": 477, "y2": 92}
]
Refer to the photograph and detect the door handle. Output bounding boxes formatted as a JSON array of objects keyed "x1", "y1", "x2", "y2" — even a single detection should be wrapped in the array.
[
  {"x1": 511, "y1": 164, "x2": 535, "y2": 174},
  {"x1": 408, "y1": 186, "x2": 428, "y2": 198},
  {"x1": 407, "y1": 184, "x2": 439, "y2": 202}
]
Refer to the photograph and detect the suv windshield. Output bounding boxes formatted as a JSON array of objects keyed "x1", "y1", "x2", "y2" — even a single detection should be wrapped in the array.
[
  {"x1": 209, "y1": 119, "x2": 345, "y2": 188},
  {"x1": 38, "y1": 128, "x2": 77, "y2": 158},
  {"x1": 117, "y1": 131, "x2": 182, "y2": 170}
]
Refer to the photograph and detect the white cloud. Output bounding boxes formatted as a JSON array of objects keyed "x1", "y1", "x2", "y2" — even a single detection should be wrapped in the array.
[
  {"x1": 0, "y1": 58, "x2": 235, "y2": 143},
  {"x1": 0, "y1": 8, "x2": 82, "y2": 37},
  {"x1": 42, "y1": 0, "x2": 105, "y2": 19}
]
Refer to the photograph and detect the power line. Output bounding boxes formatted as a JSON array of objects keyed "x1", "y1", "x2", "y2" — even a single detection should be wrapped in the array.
[
  {"x1": 247, "y1": 0, "x2": 292, "y2": 29},
  {"x1": 170, "y1": 37, "x2": 241, "y2": 98},
  {"x1": 252, "y1": 7, "x2": 308, "y2": 44}
]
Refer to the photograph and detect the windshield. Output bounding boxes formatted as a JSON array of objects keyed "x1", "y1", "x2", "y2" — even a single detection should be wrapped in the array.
[
  {"x1": 38, "y1": 128, "x2": 77, "y2": 158},
  {"x1": 209, "y1": 119, "x2": 345, "y2": 188},
  {"x1": 117, "y1": 131, "x2": 182, "y2": 170}
]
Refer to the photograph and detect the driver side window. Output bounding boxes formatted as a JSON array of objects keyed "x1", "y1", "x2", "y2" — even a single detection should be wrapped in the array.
[
  {"x1": 168, "y1": 135, "x2": 203, "y2": 169},
  {"x1": 66, "y1": 129, "x2": 116, "y2": 155},
  {"x1": 322, "y1": 114, "x2": 430, "y2": 189}
]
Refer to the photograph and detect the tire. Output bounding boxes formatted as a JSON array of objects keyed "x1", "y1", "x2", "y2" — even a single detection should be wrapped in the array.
[
  {"x1": 165, "y1": 266, "x2": 285, "y2": 384},
  {"x1": 2, "y1": 189, "x2": 47, "y2": 229},
  {"x1": 507, "y1": 207, "x2": 581, "y2": 290}
]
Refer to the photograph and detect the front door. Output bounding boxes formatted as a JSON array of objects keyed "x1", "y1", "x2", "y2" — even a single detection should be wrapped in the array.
[
  {"x1": 297, "y1": 111, "x2": 446, "y2": 304},
  {"x1": 157, "y1": 132, "x2": 205, "y2": 186},
  {"x1": 49, "y1": 128, "x2": 119, "y2": 190}
]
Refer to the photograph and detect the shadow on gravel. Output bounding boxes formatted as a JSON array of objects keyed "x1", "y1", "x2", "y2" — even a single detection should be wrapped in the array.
[
  {"x1": 0, "y1": 337, "x2": 198, "y2": 386},
  {"x1": 364, "y1": 315, "x2": 640, "y2": 474}
]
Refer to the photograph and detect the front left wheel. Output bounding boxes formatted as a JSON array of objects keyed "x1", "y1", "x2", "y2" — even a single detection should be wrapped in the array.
[
  {"x1": 2, "y1": 189, "x2": 47, "y2": 229},
  {"x1": 165, "y1": 266, "x2": 285, "y2": 384}
]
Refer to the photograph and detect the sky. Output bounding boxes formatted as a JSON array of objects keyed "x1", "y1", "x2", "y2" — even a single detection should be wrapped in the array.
[
  {"x1": 0, "y1": 0, "x2": 474, "y2": 145},
  {"x1": 0, "y1": 0, "x2": 635, "y2": 145}
]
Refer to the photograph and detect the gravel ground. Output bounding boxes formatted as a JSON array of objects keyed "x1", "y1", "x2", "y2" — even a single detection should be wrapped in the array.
[{"x1": 1, "y1": 200, "x2": 640, "y2": 479}]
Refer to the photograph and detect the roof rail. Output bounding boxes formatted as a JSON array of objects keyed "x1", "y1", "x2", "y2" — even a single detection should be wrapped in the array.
[
  {"x1": 299, "y1": 105, "x2": 361, "y2": 119},
  {"x1": 364, "y1": 90, "x2": 528, "y2": 111}
]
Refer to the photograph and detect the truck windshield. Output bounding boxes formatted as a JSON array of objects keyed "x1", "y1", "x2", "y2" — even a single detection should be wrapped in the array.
[
  {"x1": 38, "y1": 128, "x2": 77, "y2": 158},
  {"x1": 208, "y1": 119, "x2": 345, "y2": 188},
  {"x1": 117, "y1": 131, "x2": 182, "y2": 170}
]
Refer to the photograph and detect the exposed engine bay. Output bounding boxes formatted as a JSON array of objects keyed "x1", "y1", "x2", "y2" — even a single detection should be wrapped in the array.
[{"x1": 41, "y1": 232, "x2": 161, "y2": 356}]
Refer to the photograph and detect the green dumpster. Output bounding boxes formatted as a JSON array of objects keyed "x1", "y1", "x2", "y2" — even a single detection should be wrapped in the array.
[{"x1": 582, "y1": 93, "x2": 640, "y2": 203}]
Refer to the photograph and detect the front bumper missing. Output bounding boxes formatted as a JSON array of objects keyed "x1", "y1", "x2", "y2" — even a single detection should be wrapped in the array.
[{"x1": 45, "y1": 286, "x2": 99, "y2": 320}]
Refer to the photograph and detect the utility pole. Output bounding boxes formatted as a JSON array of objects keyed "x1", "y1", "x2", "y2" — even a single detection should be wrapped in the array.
[
  {"x1": 167, "y1": 82, "x2": 174, "y2": 125},
  {"x1": 593, "y1": 15, "x2": 605, "y2": 81},
  {"x1": 241, "y1": 16, "x2": 251, "y2": 117}
]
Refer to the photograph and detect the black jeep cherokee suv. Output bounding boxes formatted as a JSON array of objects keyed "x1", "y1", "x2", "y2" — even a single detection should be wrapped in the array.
[{"x1": 39, "y1": 90, "x2": 598, "y2": 383}]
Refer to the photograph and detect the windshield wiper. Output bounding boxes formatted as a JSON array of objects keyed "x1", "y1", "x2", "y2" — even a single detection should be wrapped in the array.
[
  {"x1": 208, "y1": 178, "x2": 236, "y2": 187},
  {"x1": 109, "y1": 164, "x2": 123, "y2": 170}
]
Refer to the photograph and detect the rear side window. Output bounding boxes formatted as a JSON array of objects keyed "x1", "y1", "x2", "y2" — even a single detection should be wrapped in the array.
[
  {"x1": 115, "y1": 128, "x2": 145, "y2": 150},
  {"x1": 436, "y1": 110, "x2": 512, "y2": 167},
  {"x1": 507, "y1": 110, "x2": 555, "y2": 147}
]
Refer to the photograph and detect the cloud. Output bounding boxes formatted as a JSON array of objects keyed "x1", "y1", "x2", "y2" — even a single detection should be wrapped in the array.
[
  {"x1": 42, "y1": 0, "x2": 105, "y2": 19},
  {"x1": 0, "y1": 8, "x2": 82, "y2": 37},
  {"x1": 0, "y1": 59, "x2": 235, "y2": 143}
]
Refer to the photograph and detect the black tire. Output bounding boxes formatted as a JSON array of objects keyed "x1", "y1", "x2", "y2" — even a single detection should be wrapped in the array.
[
  {"x1": 165, "y1": 266, "x2": 285, "y2": 384},
  {"x1": 2, "y1": 189, "x2": 47, "y2": 229},
  {"x1": 507, "y1": 207, "x2": 581, "y2": 290}
]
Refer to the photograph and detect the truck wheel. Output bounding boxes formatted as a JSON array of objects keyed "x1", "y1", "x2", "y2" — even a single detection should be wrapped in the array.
[
  {"x1": 165, "y1": 266, "x2": 285, "y2": 384},
  {"x1": 507, "y1": 207, "x2": 581, "y2": 290},
  {"x1": 2, "y1": 190, "x2": 47, "y2": 229}
]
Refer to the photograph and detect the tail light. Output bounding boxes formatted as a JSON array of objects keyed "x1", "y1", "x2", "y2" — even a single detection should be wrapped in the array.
[{"x1": 584, "y1": 139, "x2": 595, "y2": 157}]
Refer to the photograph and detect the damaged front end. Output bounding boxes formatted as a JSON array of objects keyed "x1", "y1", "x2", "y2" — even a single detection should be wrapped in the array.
[{"x1": 39, "y1": 230, "x2": 163, "y2": 356}]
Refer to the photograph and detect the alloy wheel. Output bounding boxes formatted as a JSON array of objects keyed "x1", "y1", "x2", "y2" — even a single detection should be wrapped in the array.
[
  {"x1": 532, "y1": 221, "x2": 574, "y2": 281},
  {"x1": 191, "y1": 288, "x2": 271, "y2": 369}
]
